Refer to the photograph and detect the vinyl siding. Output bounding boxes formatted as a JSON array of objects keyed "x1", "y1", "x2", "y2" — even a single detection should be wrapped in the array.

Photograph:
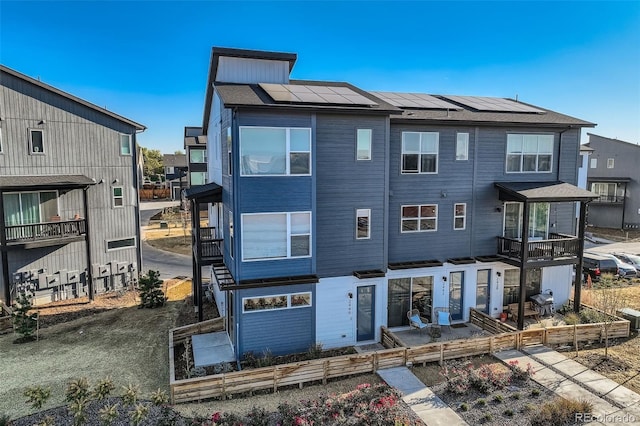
[{"x1": 216, "y1": 57, "x2": 290, "y2": 84}]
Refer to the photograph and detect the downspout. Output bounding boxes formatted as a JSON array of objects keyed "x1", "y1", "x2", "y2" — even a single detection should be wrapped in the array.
[
  {"x1": 132, "y1": 131, "x2": 143, "y2": 277},
  {"x1": 0, "y1": 191, "x2": 11, "y2": 304},
  {"x1": 83, "y1": 186, "x2": 94, "y2": 301},
  {"x1": 621, "y1": 182, "x2": 628, "y2": 229},
  {"x1": 517, "y1": 201, "x2": 531, "y2": 331}
]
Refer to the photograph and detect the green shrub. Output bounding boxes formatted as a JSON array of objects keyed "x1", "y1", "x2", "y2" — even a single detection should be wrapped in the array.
[
  {"x1": 531, "y1": 397, "x2": 594, "y2": 426},
  {"x1": 151, "y1": 388, "x2": 169, "y2": 406},
  {"x1": 23, "y1": 385, "x2": 51, "y2": 409},
  {"x1": 475, "y1": 398, "x2": 487, "y2": 407},
  {"x1": 459, "y1": 402, "x2": 469, "y2": 411},
  {"x1": 511, "y1": 392, "x2": 521, "y2": 400},
  {"x1": 482, "y1": 413, "x2": 493, "y2": 423},
  {"x1": 93, "y1": 377, "x2": 115, "y2": 400},
  {"x1": 493, "y1": 394, "x2": 504, "y2": 403},
  {"x1": 98, "y1": 403, "x2": 119, "y2": 426},
  {"x1": 68, "y1": 397, "x2": 89, "y2": 426},
  {"x1": 138, "y1": 270, "x2": 167, "y2": 308},
  {"x1": 531, "y1": 388, "x2": 541, "y2": 397},
  {"x1": 121, "y1": 383, "x2": 140, "y2": 406},
  {"x1": 12, "y1": 292, "x2": 38, "y2": 342},
  {"x1": 66, "y1": 377, "x2": 90, "y2": 402},
  {"x1": 503, "y1": 408, "x2": 514, "y2": 417},
  {"x1": 35, "y1": 416, "x2": 54, "y2": 426},
  {"x1": 130, "y1": 403, "x2": 149, "y2": 426},
  {"x1": 564, "y1": 312, "x2": 581, "y2": 325},
  {"x1": 306, "y1": 343, "x2": 324, "y2": 359},
  {"x1": 258, "y1": 349, "x2": 275, "y2": 367}
]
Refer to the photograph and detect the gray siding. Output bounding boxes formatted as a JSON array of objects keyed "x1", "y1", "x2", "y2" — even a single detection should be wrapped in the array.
[
  {"x1": 216, "y1": 57, "x2": 290, "y2": 84},
  {"x1": 315, "y1": 114, "x2": 388, "y2": 276},
  {"x1": 1, "y1": 71, "x2": 140, "y2": 303},
  {"x1": 236, "y1": 283, "x2": 315, "y2": 356}
]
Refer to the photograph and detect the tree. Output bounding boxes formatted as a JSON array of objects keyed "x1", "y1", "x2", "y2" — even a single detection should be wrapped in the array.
[
  {"x1": 588, "y1": 274, "x2": 628, "y2": 358},
  {"x1": 174, "y1": 149, "x2": 185, "y2": 155},
  {"x1": 138, "y1": 270, "x2": 167, "y2": 308},
  {"x1": 141, "y1": 147, "x2": 164, "y2": 178},
  {"x1": 12, "y1": 291, "x2": 38, "y2": 342}
]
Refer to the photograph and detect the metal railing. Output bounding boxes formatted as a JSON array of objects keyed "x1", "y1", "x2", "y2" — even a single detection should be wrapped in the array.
[
  {"x1": 594, "y1": 195, "x2": 623, "y2": 203},
  {"x1": 497, "y1": 233, "x2": 580, "y2": 260},
  {"x1": 5, "y1": 219, "x2": 87, "y2": 244}
]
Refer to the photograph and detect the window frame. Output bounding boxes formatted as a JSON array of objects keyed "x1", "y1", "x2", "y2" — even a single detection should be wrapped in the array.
[
  {"x1": 189, "y1": 148, "x2": 207, "y2": 163},
  {"x1": 190, "y1": 171, "x2": 208, "y2": 186},
  {"x1": 503, "y1": 201, "x2": 550, "y2": 239},
  {"x1": 120, "y1": 134, "x2": 132, "y2": 156},
  {"x1": 242, "y1": 291, "x2": 313, "y2": 313},
  {"x1": 229, "y1": 210, "x2": 234, "y2": 259},
  {"x1": 112, "y1": 186, "x2": 124, "y2": 208},
  {"x1": 29, "y1": 128, "x2": 45, "y2": 155},
  {"x1": 591, "y1": 182, "x2": 620, "y2": 203},
  {"x1": 241, "y1": 211, "x2": 312, "y2": 261},
  {"x1": 505, "y1": 133, "x2": 553, "y2": 173},
  {"x1": 607, "y1": 158, "x2": 615, "y2": 169},
  {"x1": 0, "y1": 127, "x2": 3, "y2": 154},
  {"x1": 400, "y1": 204, "x2": 438, "y2": 233},
  {"x1": 356, "y1": 128, "x2": 372, "y2": 161},
  {"x1": 454, "y1": 203, "x2": 466, "y2": 230},
  {"x1": 356, "y1": 208, "x2": 371, "y2": 239},
  {"x1": 456, "y1": 132, "x2": 469, "y2": 161},
  {"x1": 590, "y1": 158, "x2": 597, "y2": 168},
  {"x1": 3, "y1": 190, "x2": 60, "y2": 224},
  {"x1": 227, "y1": 127, "x2": 233, "y2": 176},
  {"x1": 401, "y1": 131, "x2": 439, "y2": 174},
  {"x1": 105, "y1": 237, "x2": 137, "y2": 252},
  {"x1": 239, "y1": 126, "x2": 312, "y2": 177}
]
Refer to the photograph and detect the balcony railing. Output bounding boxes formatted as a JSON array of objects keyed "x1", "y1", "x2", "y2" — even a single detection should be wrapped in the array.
[
  {"x1": 196, "y1": 227, "x2": 223, "y2": 264},
  {"x1": 594, "y1": 195, "x2": 624, "y2": 204},
  {"x1": 5, "y1": 219, "x2": 87, "y2": 245},
  {"x1": 497, "y1": 233, "x2": 580, "y2": 261}
]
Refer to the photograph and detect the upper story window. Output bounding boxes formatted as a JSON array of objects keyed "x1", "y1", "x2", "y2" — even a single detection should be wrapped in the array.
[
  {"x1": 590, "y1": 158, "x2": 597, "y2": 168},
  {"x1": 356, "y1": 129, "x2": 372, "y2": 160},
  {"x1": 190, "y1": 172, "x2": 208, "y2": 186},
  {"x1": 112, "y1": 187, "x2": 124, "y2": 208},
  {"x1": 190, "y1": 149, "x2": 207, "y2": 163},
  {"x1": 607, "y1": 158, "x2": 615, "y2": 169},
  {"x1": 506, "y1": 134, "x2": 553, "y2": 173},
  {"x1": 240, "y1": 127, "x2": 311, "y2": 176},
  {"x1": 356, "y1": 208, "x2": 371, "y2": 239},
  {"x1": 454, "y1": 203, "x2": 466, "y2": 230},
  {"x1": 503, "y1": 202, "x2": 549, "y2": 239},
  {"x1": 3, "y1": 191, "x2": 58, "y2": 225},
  {"x1": 456, "y1": 133, "x2": 469, "y2": 161},
  {"x1": 401, "y1": 204, "x2": 437, "y2": 232},
  {"x1": 241, "y1": 211, "x2": 311, "y2": 261},
  {"x1": 120, "y1": 134, "x2": 132, "y2": 155},
  {"x1": 401, "y1": 132, "x2": 438, "y2": 174},
  {"x1": 29, "y1": 129, "x2": 45, "y2": 154},
  {"x1": 227, "y1": 127, "x2": 233, "y2": 175}
]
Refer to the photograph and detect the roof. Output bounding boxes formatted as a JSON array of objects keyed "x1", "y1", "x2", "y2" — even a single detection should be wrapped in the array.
[
  {"x1": 0, "y1": 175, "x2": 96, "y2": 190},
  {"x1": 185, "y1": 182, "x2": 222, "y2": 203},
  {"x1": 184, "y1": 126, "x2": 203, "y2": 137},
  {"x1": 580, "y1": 144, "x2": 595, "y2": 152},
  {"x1": 184, "y1": 135, "x2": 207, "y2": 147},
  {"x1": 588, "y1": 133, "x2": 640, "y2": 149},
  {"x1": 163, "y1": 154, "x2": 187, "y2": 167},
  {"x1": 0, "y1": 65, "x2": 146, "y2": 131},
  {"x1": 495, "y1": 181, "x2": 599, "y2": 202},
  {"x1": 586, "y1": 176, "x2": 632, "y2": 183}
]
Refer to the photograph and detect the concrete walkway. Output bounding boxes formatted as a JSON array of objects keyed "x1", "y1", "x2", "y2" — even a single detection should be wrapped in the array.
[
  {"x1": 495, "y1": 346, "x2": 640, "y2": 424},
  {"x1": 377, "y1": 367, "x2": 468, "y2": 426}
]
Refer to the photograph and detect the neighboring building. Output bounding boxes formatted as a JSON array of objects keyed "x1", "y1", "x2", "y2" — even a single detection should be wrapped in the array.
[
  {"x1": 187, "y1": 47, "x2": 597, "y2": 360},
  {"x1": 0, "y1": 65, "x2": 145, "y2": 305},
  {"x1": 585, "y1": 133, "x2": 640, "y2": 229},
  {"x1": 163, "y1": 153, "x2": 188, "y2": 200},
  {"x1": 184, "y1": 126, "x2": 208, "y2": 188},
  {"x1": 576, "y1": 144, "x2": 594, "y2": 232}
]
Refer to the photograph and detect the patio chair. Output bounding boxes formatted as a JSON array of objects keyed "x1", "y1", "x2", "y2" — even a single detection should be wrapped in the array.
[
  {"x1": 435, "y1": 308, "x2": 452, "y2": 333},
  {"x1": 407, "y1": 309, "x2": 430, "y2": 334}
]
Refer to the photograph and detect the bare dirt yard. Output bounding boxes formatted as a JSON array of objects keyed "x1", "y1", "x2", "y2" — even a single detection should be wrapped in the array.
[{"x1": 588, "y1": 226, "x2": 640, "y2": 242}]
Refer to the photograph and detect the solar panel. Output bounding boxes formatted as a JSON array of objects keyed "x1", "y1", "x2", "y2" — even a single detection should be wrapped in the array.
[
  {"x1": 259, "y1": 83, "x2": 378, "y2": 106},
  {"x1": 440, "y1": 95, "x2": 544, "y2": 113},
  {"x1": 369, "y1": 91, "x2": 463, "y2": 110}
]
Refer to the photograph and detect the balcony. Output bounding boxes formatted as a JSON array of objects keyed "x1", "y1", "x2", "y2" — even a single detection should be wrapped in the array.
[
  {"x1": 497, "y1": 233, "x2": 580, "y2": 264},
  {"x1": 5, "y1": 219, "x2": 87, "y2": 248},
  {"x1": 593, "y1": 195, "x2": 624, "y2": 204},
  {"x1": 197, "y1": 226, "x2": 223, "y2": 265}
]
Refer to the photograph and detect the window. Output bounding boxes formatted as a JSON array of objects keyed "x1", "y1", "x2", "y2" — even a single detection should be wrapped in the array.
[
  {"x1": 503, "y1": 268, "x2": 541, "y2": 305},
  {"x1": 243, "y1": 292, "x2": 312, "y2": 313},
  {"x1": 356, "y1": 209, "x2": 371, "y2": 239},
  {"x1": 227, "y1": 127, "x2": 233, "y2": 175},
  {"x1": 120, "y1": 134, "x2": 132, "y2": 155},
  {"x1": 239, "y1": 127, "x2": 311, "y2": 176},
  {"x1": 387, "y1": 276, "x2": 433, "y2": 327},
  {"x1": 454, "y1": 203, "x2": 466, "y2": 230},
  {"x1": 3, "y1": 191, "x2": 58, "y2": 225},
  {"x1": 401, "y1": 132, "x2": 438, "y2": 173},
  {"x1": 166, "y1": 166, "x2": 174, "y2": 174},
  {"x1": 229, "y1": 211, "x2": 234, "y2": 258},
  {"x1": 401, "y1": 204, "x2": 437, "y2": 232},
  {"x1": 456, "y1": 133, "x2": 469, "y2": 160},
  {"x1": 112, "y1": 187, "x2": 124, "y2": 208},
  {"x1": 190, "y1": 172, "x2": 207, "y2": 185},
  {"x1": 607, "y1": 158, "x2": 615, "y2": 169},
  {"x1": 503, "y1": 202, "x2": 549, "y2": 239},
  {"x1": 29, "y1": 129, "x2": 44, "y2": 154},
  {"x1": 591, "y1": 182, "x2": 622, "y2": 203},
  {"x1": 590, "y1": 158, "x2": 597, "y2": 168},
  {"x1": 190, "y1": 149, "x2": 207, "y2": 163},
  {"x1": 241, "y1": 212, "x2": 311, "y2": 261},
  {"x1": 356, "y1": 129, "x2": 372, "y2": 160},
  {"x1": 106, "y1": 237, "x2": 136, "y2": 251},
  {"x1": 0, "y1": 127, "x2": 3, "y2": 153},
  {"x1": 506, "y1": 134, "x2": 553, "y2": 173}
]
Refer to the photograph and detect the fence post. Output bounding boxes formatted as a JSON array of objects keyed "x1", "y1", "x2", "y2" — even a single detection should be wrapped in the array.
[
  {"x1": 323, "y1": 360, "x2": 328, "y2": 385},
  {"x1": 439, "y1": 343, "x2": 444, "y2": 366}
]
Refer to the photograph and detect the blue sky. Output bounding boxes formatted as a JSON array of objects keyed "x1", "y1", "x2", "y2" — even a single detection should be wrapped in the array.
[{"x1": 1, "y1": 1, "x2": 639, "y2": 153}]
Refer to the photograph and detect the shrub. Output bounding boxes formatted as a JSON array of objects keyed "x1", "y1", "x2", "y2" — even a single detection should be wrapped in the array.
[
  {"x1": 511, "y1": 392, "x2": 521, "y2": 400},
  {"x1": 258, "y1": 349, "x2": 275, "y2": 367},
  {"x1": 459, "y1": 402, "x2": 469, "y2": 411},
  {"x1": 564, "y1": 312, "x2": 581, "y2": 325},
  {"x1": 34, "y1": 416, "x2": 54, "y2": 426},
  {"x1": 138, "y1": 270, "x2": 167, "y2": 308},
  {"x1": 23, "y1": 385, "x2": 51, "y2": 409},
  {"x1": 93, "y1": 377, "x2": 115, "y2": 400},
  {"x1": 470, "y1": 363, "x2": 511, "y2": 391},
  {"x1": 307, "y1": 343, "x2": 324, "y2": 359},
  {"x1": 481, "y1": 413, "x2": 493, "y2": 423},
  {"x1": 130, "y1": 403, "x2": 149, "y2": 426},
  {"x1": 530, "y1": 388, "x2": 541, "y2": 397},
  {"x1": 523, "y1": 403, "x2": 536, "y2": 412},
  {"x1": 66, "y1": 377, "x2": 90, "y2": 402},
  {"x1": 98, "y1": 403, "x2": 119, "y2": 426},
  {"x1": 503, "y1": 408, "x2": 514, "y2": 417},
  {"x1": 121, "y1": 383, "x2": 140, "y2": 406},
  {"x1": 531, "y1": 397, "x2": 594, "y2": 426},
  {"x1": 493, "y1": 394, "x2": 504, "y2": 403},
  {"x1": 151, "y1": 388, "x2": 169, "y2": 406},
  {"x1": 68, "y1": 397, "x2": 89, "y2": 426},
  {"x1": 12, "y1": 291, "x2": 38, "y2": 342},
  {"x1": 508, "y1": 360, "x2": 535, "y2": 382},
  {"x1": 440, "y1": 363, "x2": 471, "y2": 394},
  {"x1": 475, "y1": 398, "x2": 487, "y2": 407},
  {"x1": 0, "y1": 413, "x2": 10, "y2": 426}
]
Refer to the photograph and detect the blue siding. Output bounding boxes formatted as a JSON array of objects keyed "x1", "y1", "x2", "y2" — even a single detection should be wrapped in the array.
[
  {"x1": 315, "y1": 114, "x2": 388, "y2": 276},
  {"x1": 237, "y1": 283, "x2": 315, "y2": 356}
]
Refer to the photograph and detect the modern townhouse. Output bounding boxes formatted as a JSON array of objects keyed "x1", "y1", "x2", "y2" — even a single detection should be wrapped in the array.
[
  {"x1": 163, "y1": 153, "x2": 188, "y2": 200},
  {"x1": 184, "y1": 126, "x2": 209, "y2": 188},
  {"x1": 186, "y1": 47, "x2": 597, "y2": 359},
  {"x1": 0, "y1": 65, "x2": 145, "y2": 305},
  {"x1": 585, "y1": 133, "x2": 640, "y2": 229}
]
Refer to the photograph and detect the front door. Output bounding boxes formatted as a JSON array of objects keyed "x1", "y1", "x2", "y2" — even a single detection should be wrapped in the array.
[
  {"x1": 357, "y1": 285, "x2": 375, "y2": 341},
  {"x1": 476, "y1": 269, "x2": 490, "y2": 314},
  {"x1": 449, "y1": 271, "x2": 464, "y2": 320}
]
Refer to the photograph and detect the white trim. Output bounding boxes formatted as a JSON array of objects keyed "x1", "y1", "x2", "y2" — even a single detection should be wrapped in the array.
[
  {"x1": 400, "y1": 204, "x2": 438, "y2": 233},
  {"x1": 0, "y1": 127, "x2": 3, "y2": 154},
  {"x1": 356, "y1": 128, "x2": 372, "y2": 161},
  {"x1": 240, "y1": 211, "x2": 312, "y2": 261},
  {"x1": 607, "y1": 158, "x2": 615, "y2": 169},
  {"x1": 239, "y1": 126, "x2": 312, "y2": 177},
  {"x1": 242, "y1": 291, "x2": 312, "y2": 313},
  {"x1": 105, "y1": 236, "x2": 137, "y2": 252},
  {"x1": 28, "y1": 128, "x2": 45, "y2": 155},
  {"x1": 456, "y1": 132, "x2": 469, "y2": 161},
  {"x1": 505, "y1": 133, "x2": 554, "y2": 174},
  {"x1": 454, "y1": 203, "x2": 466, "y2": 230},
  {"x1": 401, "y1": 131, "x2": 439, "y2": 174},
  {"x1": 112, "y1": 186, "x2": 124, "y2": 208},
  {"x1": 189, "y1": 148, "x2": 207, "y2": 163},
  {"x1": 3, "y1": 190, "x2": 60, "y2": 224},
  {"x1": 356, "y1": 208, "x2": 371, "y2": 239}
]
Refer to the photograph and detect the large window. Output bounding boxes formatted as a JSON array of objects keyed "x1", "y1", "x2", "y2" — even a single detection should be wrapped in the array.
[
  {"x1": 506, "y1": 134, "x2": 553, "y2": 173},
  {"x1": 401, "y1": 132, "x2": 438, "y2": 173},
  {"x1": 29, "y1": 129, "x2": 44, "y2": 154},
  {"x1": 454, "y1": 203, "x2": 466, "y2": 230},
  {"x1": 401, "y1": 204, "x2": 437, "y2": 232},
  {"x1": 106, "y1": 237, "x2": 136, "y2": 251},
  {"x1": 3, "y1": 191, "x2": 58, "y2": 225},
  {"x1": 190, "y1": 172, "x2": 207, "y2": 185},
  {"x1": 503, "y1": 202, "x2": 549, "y2": 239},
  {"x1": 120, "y1": 134, "x2": 132, "y2": 155},
  {"x1": 240, "y1": 127, "x2": 311, "y2": 176},
  {"x1": 456, "y1": 133, "x2": 469, "y2": 161},
  {"x1": 387, "y1": 276, "x2": 433, "y2": 327},
  {"x1": 243, "y1": 292, "x2": 312, "y2": 313},
  {"x1": 356, "y1": 129, "x2": 372, "y2": 160},
  {"x1": 503, "y1": 268, "x2": 541, "y2": 305},
  {"x1": 356, "y1": 208, "x2": 371, "y2": 239},
  {"x1": 241, "y1": 212, "x2": 311, "y2": 261},
  {"x1": 591, "y1": 182, "x2": 622, "y2": 203},
  {"x1": 190, "y1": 149, "x2": 207, "y2": 163}
]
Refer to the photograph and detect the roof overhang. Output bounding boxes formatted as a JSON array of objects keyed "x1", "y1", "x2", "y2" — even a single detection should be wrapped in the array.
[
  {"x1": 0, "y1": 175, "x2": 96, "y2": 191},
  {"x1": 587, "y1": 177, "x2": 632, "y2": 183},
  {"x1": 495, "y1": 181, "x2": 598, "y2": 203},
  {"x1": 185, "y1": 182, "x2": 222, "y2": 203}
]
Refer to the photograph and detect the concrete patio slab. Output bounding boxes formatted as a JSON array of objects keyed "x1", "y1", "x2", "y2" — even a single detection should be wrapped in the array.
[{"x1": 192, "y1": 331, "x2": 235, "y2": 367}]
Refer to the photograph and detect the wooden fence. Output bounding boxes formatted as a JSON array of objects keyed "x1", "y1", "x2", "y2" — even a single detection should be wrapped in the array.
[
  {"x1": 0, "y1": 301, "x2": 12, "y2": 334},
  {"x1": 469, "y1": 308, "x2": 517, "y2": 333},
  {"x1": 169, "y1": 307, "x2": 630, "y2": 404},
  {"x1": 140, "y1": 188, "x2": 171, "y2": 200}
]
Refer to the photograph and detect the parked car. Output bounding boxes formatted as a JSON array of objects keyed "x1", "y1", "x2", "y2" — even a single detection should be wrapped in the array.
[
  {"x1": 582, "y1": 252, "x2": 619, "y2": 282},
  {"x1": 612, "y1": 253, "x2": 640, "y2": 274},
  {"x1": 586, "y1": 252, "x2": 637, "y2": 279}
]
